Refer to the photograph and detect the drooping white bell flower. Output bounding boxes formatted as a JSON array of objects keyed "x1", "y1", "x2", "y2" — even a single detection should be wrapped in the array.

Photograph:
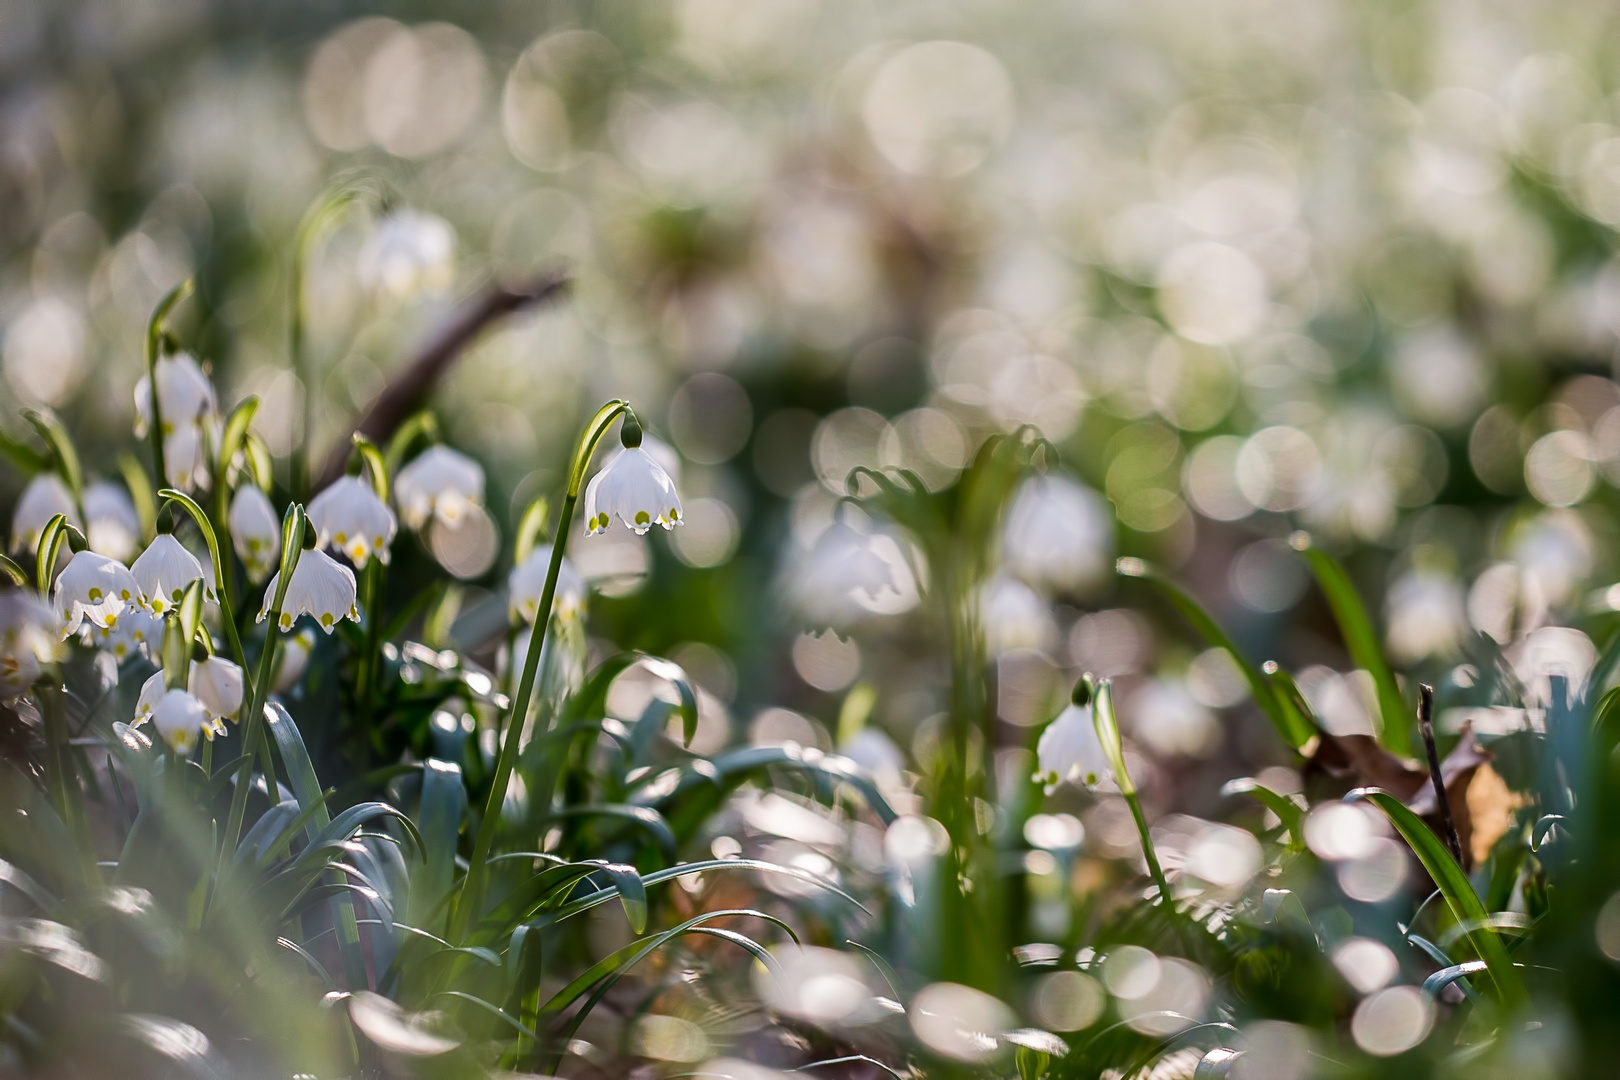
[
  {"x1": 134, "y1": 353, "x2": 218, "y2": 438},
  {"x1": 93, "y1": 607, "x2": 162, "y2": 661},
  {"x1": 273, "y1": 627, "x2": 315, "y2": 692},
  {"x1": 583, "y1": 447, "x2": 683, "y2": 535},
  {"x1": 10, "y1": 474, "x2": 80, "y2": 553},
  {"x1": 229, "y1": 485, "x2": 281, "y2": 583},
  {"x1": 980, "y1": 574, "x2": 1057, "y2": 655},
  {"x1": 258, "y1": 549, "x2": 359, "y2": 633},
  {"x1": 131, "y1": 533, "x2": 209, "y2": 616},
  {"x1": 0, "y1": 590, "x2": 55, "y2": 697},
  {"x1": 358, "y1": 210, "x2": 455, "y2": 299},
  {"x1": 307, "y1": 476, "x2": 397, "y2": 569},
  {"x1": 150, "y1": 689, "x2": 216, "y2": 754},
  {"x1": 508, "y1": 543, "x2": 587, "y2": 624},
  {"x1": 1003, "y1": 474, "x2": 1115, "y2": 595},
  {"x1": 789, "y1": 513, "x2": 917, "y2": 627},
  {"x1": 83, "y1": 481, "x2": 140, "y2": 563},
  {"x1": 188, "y1": 656, "x2": 244, "y2": 722},
  {"x1": 395, "y1": 445, "x2": 485, "y2": 530},
  {"x1": 52, "y1": 551, "x2": 138, "y2": 637},
  {"x1": 1035, "y1": 690, "x2": 1112, "y2": 794},
  {"x1": 162, "y1": 420, "x2": 215, "y2": 492},
  {"x1": 133, "y1": 669, "x2": 167, "y2": 724},
  {"x1": 599, "y1": 434, "x2": 682, "y2": 488}
]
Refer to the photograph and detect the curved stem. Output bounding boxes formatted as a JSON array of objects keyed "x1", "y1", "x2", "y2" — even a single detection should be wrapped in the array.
[
  {"x1": 453, "y1": 400, "x2": 629, "y2": 940},
  {"x1": 160, "y1": 490, "x2": 252, "y2": 696},
  {"x1": 144, "y1": 279, "x2": 194, "y2": 491}
]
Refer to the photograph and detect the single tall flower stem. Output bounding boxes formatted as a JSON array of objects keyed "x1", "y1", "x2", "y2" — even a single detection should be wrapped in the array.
[
  {"x1": 357, "y1": 559, "x2": 385, "y2": 724},
  {"x1": 159, "y1": 490, "x2": 253, "y2": 701},
  {"x1": 454, "y1": 400, "x2": 628, "y2": 940},
  {"x1": 1124, "y1": 789, "x2": 1175, "y2": 910},
  {"x1": 143, "y1": 279, "x2": 194, "y2": 491}
]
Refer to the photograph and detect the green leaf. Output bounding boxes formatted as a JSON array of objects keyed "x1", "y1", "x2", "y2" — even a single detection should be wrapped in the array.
[
  {"x1": 1350, "y1": 788, "x2": 1526, "y2": 1011},
  {"x1": 1292, "y1": 534, "x2": 1412, "y2": 755},
  {"x1": 218, "y1": 396, "x2": 260, "y2": 476},
  {"x1": 1117, "y1": 558, "x2": 1314, "y2": 748},
  {"x1": 1091, "y1": 677, "x2": 1133, "y2": 796},
  {"x1": 1220, "y1": 777, "x2": 1304, "y2": 852},
  {"x1": 35, "y1": 513, "x2": 84, "y2": 596},
  {"x1": 0, "y1": 426, "x2": 48, "y2": 473},
  {"x1": 409, "y1": 759, "x2": 467, "y2": 935},
  {"x1": 118, "y1": 453, "x2": 158, "y2": 544},
  {"x1": 1421, "y1": 960, "x2": 1488, "y2": 1000},
  {"x1": 243, "y1": 432, "x2": 275, "y2": 493},
  {"x1": 383, "y1": 410, "x2": 439, "y2": 476},
  {"x1": 352, "y1": 434, "x2": 390, "y2": 502},
  {"x1": 23, "y1": 409, "x2": 83, "y2": 498},
  {"x1": 596, "y1": 861, "x2": 647, "y2": 935},
  {"x1": 545, "y1": 804, "x2": 678, "y2": 866},
  {"x1": 514, "y1": 497, "x2": 551, "y2": 566},
  {"x1": 0, "y1": 553, "x2": 25, "y2": 586},
  {"x1": 547, "y1": 857, "x2": 866, "y2": 925}
]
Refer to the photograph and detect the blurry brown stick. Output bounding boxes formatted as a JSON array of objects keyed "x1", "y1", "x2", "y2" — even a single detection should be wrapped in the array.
[
  {"x1": 314, "y1": 271, "x2": 570, "y2": 490},
  {"x1": 1418, "y1": 683, "x2": 1465, "y2": 866}
]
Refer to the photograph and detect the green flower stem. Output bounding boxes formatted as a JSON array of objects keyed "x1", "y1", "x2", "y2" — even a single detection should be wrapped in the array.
[
  {"x1": 357, "y1": 559, "x2": 385, "y2": 723},
  {"x1": 454, "y1": 400, "x2": 628, "y2": 940},
  {"x1": 159, "y1": 490, "x2": 252, "y2": 696},
  {"x1": 216, "y1": 506, "x2": 305, "y2": 893},
  {"x1": 143, "y1": 279, "x2": 194, "y2": 491},
  {"x1": 1123, "y1": 789, "x2": 1175, "y2": 912},
  {"x1": 1093, "y1": 678, "x2": 1183, "y2": 935}
]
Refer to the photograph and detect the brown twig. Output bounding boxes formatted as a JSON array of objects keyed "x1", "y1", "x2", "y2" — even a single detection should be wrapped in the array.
[
  {"x1": 313, "y1": 271, "x2": 571, "y2": 490},
  {"x1": 1418, "y1": 683, "x2": 1465, "y2": 866}
]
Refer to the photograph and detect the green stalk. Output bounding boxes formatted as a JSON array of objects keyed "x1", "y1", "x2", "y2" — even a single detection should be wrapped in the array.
[
  {"x1": 1093, "y1": 679, "x2": 1180, "y2": 926},
  {"x1": 160, "y1": 490, "x2": 252, "y2": 696},
  {"x1": 216, "y1": 505, "x2": 305, "y2": 888},
  {"x1": 453, "y1": 400, "x2": 628, "y2": 939}
]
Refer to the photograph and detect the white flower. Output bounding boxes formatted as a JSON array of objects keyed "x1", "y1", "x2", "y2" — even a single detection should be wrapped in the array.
[
  {"x1": 229, "y1": 485, "x2": 281, "y2": 582},
  {"x1": 83, "y1": 481, "x2": 140, "y2": 562},
  {"x1": 583, "y1": 447, "x2": 683, "y2": 535},
  {"x1": 981, "y1": 574, "x2": 1056, "y2": 655},
  {"x1": 130, "y1": 533, "x2": 208, "y2": 616},
  {"x1": 395, "y1": 446, "x2": 484, "y2": 530},
  {"x1": 358, "y1": 210, "x2": 455, "y2": 299},
  {"x1": 789, "y1": 514, "x2": 917, "y2": 627},
  {"x1": 273, "y1": 627, "x2": 315, "y2": 692},
  {"x1": 133, "y1": 669, "x2": 166, "y2": 724},
  {"x1": 134, "y1": 353, "x2": 218, "y2": 438},
  {"x1": 0, "y1": 590, "x2": 54, "y2": 696},
  {"x1": 600, "y1": 434, "x2": 682, "y2": 487},
  {"x1": 52, "y1": 551, "x2": 138, "y2": 637},
  {"x1": 1003, "y1": 475, "x2": 1115, "y2": 595},
  {"x1": 508, "y1": 544, "x2": 587, "y2": 624},
  {"x1": 150, "y1": 689, "x2": 215, "y2": 754},
  {"x1": 1036, "y1": 701, "x2": 1112, "y2": 793},
  {"x1": 259, "y1": 549, "x2": 359, "y2": 633},
  {"x1": 308, "y1": 476, "x2": 397, "y2": 569},
  {"x1": 93, "y1": 607, "x2": 162, "y2": 661},
  {"x1": 188, "y1": 656, "x2": 244, "y2": 722},
  {"x1": 162, "y1": 420, "x2": 216, "y2": 492},
  {"x1": 10, "y1": 474, "x2": 80, "y2": 553}
]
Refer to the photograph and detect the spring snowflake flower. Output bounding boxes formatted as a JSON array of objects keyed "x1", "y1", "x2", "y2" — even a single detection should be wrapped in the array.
[
  {"x1": 134, "y1": 353, "x2": 218, "y2": 438},
  {"x1": 83, "y1": 481, "x2": 140, "y2": 562},
  {"x1": 508, "y1": 543, "x2": 587, "y2": 624},
  {"x1": 1035, "y1": 685, "x2": 1111, "y2": 793},
  {"x1": 395, "y1": 445, "x2": 484, "y2": 530},
  {"x1": 161, "y1": 419, "x2": 216, "y2": 492},
  {"x1": 52, "y1": 551, "x2": 138, "y2": 637},
  {"x1": 308, "y1": 476, "x2": 397, "y2": 569},
  {"x1": 0, "y1": 590, "x2": 54, "y2": 697},
  {"x1": 131, "y1": 533, "x2": 209, "y2": 616},
  {"x1": 188, "y1": 656, "x2": 244, "y2": 722},
  {"x1": 133, "y1": 669, "x2": 166, "y2": 724},
  {"x1": 229, "y1": 485, "x2": 281, "y2": 582},
  {"x1": 788, "y1": 513, "x2": 917, "y2": 628},
  {"x1": 273, "y1": 627, "x2": 316, "y2": 692},
  {"x1": 259, "y1": 549, "x2": 359, "y2": 633},
  {"x1": 10, "y1": 474, "x2": 79, "y2": 553},
  {"x1": 358, "y1": 210, "x2": 455, "y2": 299},
  {"x1": 584, "y1": 446, "x2": 683, "y2": 536},
  {"x1": 93, "y1": 607, "x2": 162, "y2": 661},
  {"x1": 1003, "y1": 474, "x2": 1115, "y2": 595},
  {"x1": 151, "y1": 689, "x2": 216, "y2": 754}
]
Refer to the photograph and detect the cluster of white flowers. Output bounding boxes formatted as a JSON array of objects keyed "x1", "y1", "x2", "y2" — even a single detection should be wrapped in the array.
[{"x1": 135, "y1": 353, "x2": 220, "y2": 491}]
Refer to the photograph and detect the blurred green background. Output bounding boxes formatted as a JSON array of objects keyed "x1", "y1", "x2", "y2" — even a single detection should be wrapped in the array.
[{"x1": 7, "y1": 0, "x2": 1620, "y2": 860}]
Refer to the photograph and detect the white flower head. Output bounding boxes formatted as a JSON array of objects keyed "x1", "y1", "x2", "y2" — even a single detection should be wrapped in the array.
[
  {"x1": 508, "y1": 543, "x2": 587, "y2": 624},
  {"x1": 273, "y1": 627, "x2": 316, "y2": 692},
  {"x1": 789, "y1": 510, "x2": 918, "y2": 628},
  {"x1": 151, "y1": 689, "x2": 216, "y2": 754},
  {"x1": 134, "y1": 353, "x2": 218, "y2": 438},
  {"x1": 395, "y1": 445, "x2": 485, "y2": 530},
  {"x1": 189, "y1": 656, "x2": 244, "y2": 722},
  {"x1": 358, "y1": 210, "x2": 455, "y2": 299},
  {"x1": 131, "y1": 533, "x2": 209, "y2": 616},
  {"x1": 11, "y1": 474, "x2": 80, "y2": 553},
  {"x1": 259, "y1": 549, "x2": 359, "y2": 633},
  {"x1": 980, "y1": 574, "x2": 1056, "y2": 656},
  {"x1": 93, "y1": 607, "x2": 163, "y2": 661},
  {"x1": 133, "y1": 669, "x2": 166, "y2": 724},
  {"x1": 308, "y1": 476, "x2": 397, "y2": 569},
  {"x1": 83, "y1": 481, "x2": 140, "y2": 563},
  {"x1": 1035, "y1": 687, "x2": 1111, "y2": 793},
  {"x1": 1003, "y1": 474, "x2": 1115, "y2": 595},
  {"x1": 53, "y1": 551, "x2": 138, "y2": 637},
  {"x1": 0, "y1": 590, "x2": 55, "y2": 697},
  {"x1": 584, "y1": 446, "x2": 683, "y2": 536},
  {"x1": 229, "y1": 485, "x2": 281, "y2": 583},
  {"x1": 162, "y1": 420, "x2": 216, "y2": 493}
]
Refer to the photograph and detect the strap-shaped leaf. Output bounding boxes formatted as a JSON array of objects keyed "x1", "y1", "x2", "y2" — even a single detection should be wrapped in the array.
[
  {"x1": 218, "y1": 397, "x2": 260, "y2": 475},
  {"x1": 0, "y1": 553, "x2": 25, "y2": 587},
  {"x1": 22, "y1": 411, "x2": 82, "y2": 498},
  {"x1": 514, "y1": 496, "x2": 551, "y2": 566},
  {"x1": 243, "y1": 432, "x2": 275, "y2": 493},
  {"x1": 1118, "y1": 558, "x2": 1314, "y2": 748},
  {"x1": 0, "y1": 427, "x2": 48, "y2": 472},
  {"x1": 35, "y1": 513, "x2": 85, "y2": 596},
  {"x1": 117, "y1": 453, "x2": 158, "y2": 544},
  {"x1": 1421, "y1": 959, "x2": 1487, "y2": 999},
  {"x1": 352, "y1": 433, "x2": 390, "y2": 502},
  {"x1": 1220, "y1": 777, "x2": 1304, "y2": 852},
  {"x1": 409, "y1": 759, "x2": 466, "y2": 935},
  {"x1": 383, "y1": 410, "x2": 439, "y2": 476},
  {"x1": 545, "y1": 804, "x2": 677, "y2": 866},
  {"x1": 1350, "y1": 788, "x2": 1526, "y2": 1011},
  {"x1": 1292, "y1": 535, "x2": 1412, "y2": 755}
]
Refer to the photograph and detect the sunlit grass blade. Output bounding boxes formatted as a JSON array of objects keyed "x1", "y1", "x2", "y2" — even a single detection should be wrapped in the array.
[
  {"x1": 1220, "y1": 777, "x2": 1304, "y2": 852},
  {"x1": 409, "y1": 759, "x2": 466, "y2": 936},
  {"x1": 544, "y1": 804, "x2": 678, "y2": 866},
  {"x1": 1350, "y1": 788, "x2": 1526, "y2": 1012},
  {"x1": 1116, "y1": 558, "x2": 1313, "y2": 748},
  {"x1": 1291, "y1": 534, "x2": 1412, "y2": 755},
  {"x1": 22, "y1": 410, "x2": 83, "y2": 498}
]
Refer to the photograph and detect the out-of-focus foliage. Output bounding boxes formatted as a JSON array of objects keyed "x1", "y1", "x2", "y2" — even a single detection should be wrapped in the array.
[{"x1": 11, "y1": 0, "x2": 1620, "y2": 1076}]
